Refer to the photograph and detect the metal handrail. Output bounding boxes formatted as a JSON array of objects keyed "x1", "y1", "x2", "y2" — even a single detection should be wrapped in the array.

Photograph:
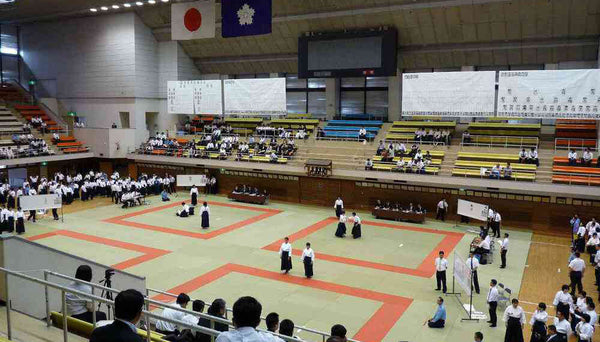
[
  {"x1": 43, "y1": 270, "x2": 337, "y2": 342},
  {"x1": 554, "y1": 138, "x2": 598, "y2": 152},
  {"x1": 461, "y1": 135, "x2": 539, "y2": 149}
]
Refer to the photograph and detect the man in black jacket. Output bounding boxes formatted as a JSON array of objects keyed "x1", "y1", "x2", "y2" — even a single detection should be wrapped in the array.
[{"x1": 90, "y1": 289, "x2": 144, "y2": 342}]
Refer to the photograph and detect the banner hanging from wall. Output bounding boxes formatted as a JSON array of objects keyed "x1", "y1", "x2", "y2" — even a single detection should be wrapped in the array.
[
  {"x1": 497, "y1": 69, "x2": 600, "y2": 119},
  {"x1": 223, "y1": 78, "x2": 286, "y2": 116},
  {"x1": 401, "y1": 71, "x2": 496, "y2": 117},
  {"x1": 168, "y1": 80, "x2": 223, "y2": 115},
  {"x1": 171, "y1": 0, "x2": 216, "y2": 40}
]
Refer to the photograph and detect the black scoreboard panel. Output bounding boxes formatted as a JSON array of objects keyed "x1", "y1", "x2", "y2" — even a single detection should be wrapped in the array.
[{"x1": 298, "y1": 28, "x2": 397, "y2": 78}]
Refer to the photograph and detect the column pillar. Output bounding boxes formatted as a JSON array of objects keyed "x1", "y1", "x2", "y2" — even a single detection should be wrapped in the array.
[
  {"x1": 387, "y1": 75, "x2": 401, "y2": 122},
  {"x1": 461, "y1": 66, "x2": 475, "y2": 72},
  {"x1": 269, "y1": 73, "x2": 279, "y2": 78},
  {"x1": 325, "y1": 78, "x2": 339, "y2": 120},
  {"x1": 545, "y1": 63, "x2": 559, "y2": 70}
]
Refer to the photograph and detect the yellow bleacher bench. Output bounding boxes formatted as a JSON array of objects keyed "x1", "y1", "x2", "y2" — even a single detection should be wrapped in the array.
[
  {"x1": 388, "y1": 127, "x2": 419, "y2": 133},
  {"x1": 287, "y1": 113, "x2": 313, "y2": 119},
  {"x1": 392, "y1": 121, "x2": 456, "y2": 129},
  {"x1": 241, "y1": 156, "x2": 288, "y2": 164},
  {"x1": 452, "y1": 168, "x2": 535, "y2": 181},
  {"x1": 467, "y1": 136, "x2": 539, "y2": 144},
  {"x1": 468, "y1": 122, "x2": 540, "y2": 130},
  {"x1": 373, "y1": 156, "x2": 443, "y2": 166},
  {"x1": 457, "y1": 152, "x2": 519, "y2": 162},
  {"x1": 372, "y1": 163, "x2": 439, "y2": 174},
  {"x1": 454, "y1": 160, "x2": 536, "y2": 171}
]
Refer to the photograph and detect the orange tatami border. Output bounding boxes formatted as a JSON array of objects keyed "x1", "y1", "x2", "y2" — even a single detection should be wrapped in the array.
[
  {"x1": 150, "y1": 263, "x2": 413, "y2": 342},
  {"x1": 27, "y1": 229, "x2": 171, "y2": 270},
  {"x1": 102, "y1": 200, "x2": 282, "y2": 239},
  {"x1": 262, "y1": 217, "x2": 464, "y2": 278}
]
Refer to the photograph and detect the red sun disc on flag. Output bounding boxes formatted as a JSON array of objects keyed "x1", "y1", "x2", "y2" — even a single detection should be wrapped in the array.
[{"x1": 184, "y1": 8, "x2": 202, "y2": 32}]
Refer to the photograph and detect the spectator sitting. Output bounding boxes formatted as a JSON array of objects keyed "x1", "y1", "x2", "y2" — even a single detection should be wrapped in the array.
[
  {"x1": 396, "y1": 158, "x2": 405, "y2": 171},
  {"x1": 581, "y1": 148, "x2": 594, "y2": 167},
  {"x1": 155, "y1": 293, "x2": 190, "y2": 336},
  {"x1": 215, "y1": 296, "x2": 262, "y2": 342},
  {"x1": 89, "y1": 289, "x2": 144, "y2": 342},
  {"x1": 65, "y1": 265, "x2": 107, "y2": 324},
  {"x1": 503, "y1": 163, "x2": 513, "y2": 180},
  {"x1": 358, "y1": 127, "x2": 367, "y2": 141},
  {"x1": 269, "y1": 152, "x2": 278, "y2": 163},
  {"x1": 424, "y1": 297, "x2": 446, "y2": 328},
  {"x1": 278, "y1": 319, "x2": 298, "y2": 339},
  {"x1": 462, "y1": 131, "x2": 471, "y2": 143},
  {"x1": 197, "y1": 299, "x2": 228, "y2": 342},
  {"x1": 376, "y1": 141, "x2": 385, "y2": 155},
  {"x1": 568, "y1": 149, "x2": 578, "y2": 166},
  {"x1": 474, "y1": 331, "x2": 483, "y2": 342},
  {"x1": 490, "y1": 164, "x2": 501, "y2": 179},
  {"x1": 161, "y1": 189, "x2": 170, "y2": 202},
  {"x1": 364, "y1": 159, "x2": 373, "y2": 170},
  {"x1": 330, "y1": 324, "x2": 347, "y2": 342},
  {"x1": 519, "y1": 149, "x2": 528, "y2": 164},
  {"x1": 416, "y1": 159, "x2": 426, "y2": 174},
  {"x1": 260, "y1": 312, "x2": 284, "y2": 342},
  {"x1": 528, "y1": 147, "x2": 539, "y2": 166}
]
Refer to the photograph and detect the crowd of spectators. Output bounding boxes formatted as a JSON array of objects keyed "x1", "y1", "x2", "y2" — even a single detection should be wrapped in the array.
[
  {"x1": 366, "y1": 141, "x2": 434, "y2": 173},
  {"x1": 568, "y1": 148, "x2": 600, "y2": 167},
  {"x1": 0, "y1": 134, "x2": 53, "y2": 159},
  {"x1": 374, "y1": 200, "x2": 426, "y2": 214},
  {"x1": 517, "y1": 148, "x2": 539, "y2": 166},
  {"x1": 413, "y1": 128, "x2": 451, "y2": 145}
]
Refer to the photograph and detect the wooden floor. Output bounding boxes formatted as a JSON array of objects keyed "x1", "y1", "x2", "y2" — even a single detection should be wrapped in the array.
[{"x1": 519, "y1": 232, "x2": 598, "y2": 341}]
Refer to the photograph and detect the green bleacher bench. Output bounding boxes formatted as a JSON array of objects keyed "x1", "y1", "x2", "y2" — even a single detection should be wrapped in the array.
[
  {"x1": 454, "y1": 160, "x2": 537, "y2": 171},
  {"x1": 287, "y1": 113, "x2": 312, "y2": 119},
  {"x1": 457, "y1": 152, "x2": 520, "y2": 162},
  {"x1": 224, "y1": 118, "x2": 264, "y2": 123},
  {"x1": 385, "y1": 133, "x2": 415, "y2": 141},
  {"x1": 388, "y1": 127, "x2": 419, "y2": 133},
  {"x1": 452, "y1": 168, "x2": 535, "y2": 181}
]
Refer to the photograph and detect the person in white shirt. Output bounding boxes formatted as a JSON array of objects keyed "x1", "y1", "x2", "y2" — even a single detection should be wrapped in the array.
[
  {"x1": 434, "y1": 251, "x2": 448, "y2": 293},
  {"x1": 528, "y1": 147, "x2": 539, "y2": 166},
  {"x1": 155, "y1": 293, "x2": 190, "y2": 335},
  {"x1": 176, "y1": 202, "x2": 190, "y2": 218},
  {"x1": 529, "y1": 302, "x2": 548, "y2": 342},
  {"x1": 585, "y1": 218, "x2": 600, "y2": 237},
  {"x1": 492, "y1": 211, "x2": 502, "y2": 238},
  {"x1": 200, "y1": 202, "x2": 210, "y2": 229},
  {"x1": 65, "y1": 265, "x2": 107, "y2": 323},
  {"x1": 553, "y1": 310, "x2": 572, "y2": 340},
  {"x1": 518, "y1": 149, "x2": 528, "y2": 163},
  {"x1": 279, "y1": 237, "x2": 292, "y2": 274},
  {"x1": 301, "y1": 243, "x2": 314, "y2": 278},
  {"x1": 351, "y1": 212, "x2": 362, "y2": 239},
  {"x1": 581, "y1": 148, "x2": 594, "y2": 167},
  {"x1": 215, "y1": 296, "x2": 267, "y2": 342},
  {"x1": 499, "y1": 233, "x2": 509, "y2": 269},
  {"x1": 575, "y1": 313, "x2": 593, "y2": 342},
  {"x1": 335, "y1": 211, "x2": 347, "y2": 238},
  {"x1": 553, "y1": 284, "x2": 573, "y2": 318},
  {"x1": 26, "y1": 188, "x2": 37, "y2": 222},
  {"x1": 568, "y1": 252, "x2": 585, "y2": 296},
  {"x1": 465, "y1": 252, "x2": 480, "y2": 294},
  {"x1": 333, "y1": 197, "x2": 344, "y2": 218},
  {"x1": 568, "y1": 149, "x2": 578, "y2": 166},
  {"x1": 15, "y1": 207, "x2": 25, "y2": 234},
  {"x1": 190, "y1": 185, "x2": 199, "y2": 206},
  {"x1": 585, "y1": 232, "x2": 599, "y2": 263},
  {"x1": 503, "y1": 298, "x2": 526, "y2": 342},
  {"x1": 260, "y1": 312, "x2": 284, "y2": 342},
  {"x1": 487, "y1": 279, "x2": 499, "y2": 327},
  {"x1": 364, "y1": 159, "x2": 373, "y2": 171},
  {"x1": 436, "y1": 199, "x2": 448, "y2": 221}
]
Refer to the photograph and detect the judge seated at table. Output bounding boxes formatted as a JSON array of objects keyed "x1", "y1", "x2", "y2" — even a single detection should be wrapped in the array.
[
  {"x1": 176, "y1": 202, "x2": 189, "y2": 217},
  {"x1": 232, "y1": 186, "x2": 241, "y2": 194}
]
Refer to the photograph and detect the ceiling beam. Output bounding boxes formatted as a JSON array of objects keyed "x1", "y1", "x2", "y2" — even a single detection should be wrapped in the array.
[
  {"x1": 152, "y1": 0, "x2": 512, "y2": 34},
  {"x1": 193, "y1": 37, "x2": 600, "y2": 64}
]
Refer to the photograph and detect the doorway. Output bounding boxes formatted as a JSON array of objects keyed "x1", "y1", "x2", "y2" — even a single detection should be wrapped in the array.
[
  {"x1": 145, "y1": 112, "x2": 158, "y2": 135},
  {"x1": 119, "y1": 112, "x2": 130, "y2": 128}
]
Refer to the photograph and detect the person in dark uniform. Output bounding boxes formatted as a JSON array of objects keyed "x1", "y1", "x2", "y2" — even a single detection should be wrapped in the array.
[
  {"x1": 200, "y1": 202, "x2": 210, "y2": 229},
  {"x1": 279, "y1": 237, "x2": 292, "y2": 274},
  {"x1": 351, "y1": 212, "x2": 362, "y2": 239},
  {"x1": 333, "y1": 197, "x2": 343, "y2": 218},
  {"x1": 190, "y1": 185, "x2": 199, "y2": 206},
  {"x1": 487, "y1": 279, "x2": 499, "y2": 327},
  {"x1": 89, "y1": 289, "x2": 145, "y2": 342},
  {"x1": 6, "y1": 209, "x2": 14, "y2": 233},
  {"x1": 301, "y1": 243, "x2": 314, "y2": 278},
  {"x1": 529, "y1": 302, "x2": 548, "y2": 342},
  {"x1": 15, "y1": 207, "x2": 25, "y2": 235}
]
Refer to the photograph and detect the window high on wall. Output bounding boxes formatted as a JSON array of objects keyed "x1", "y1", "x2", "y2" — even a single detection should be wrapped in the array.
[
  {"x1": 285, "y1": 74, "x2": 326, "y2": 118},
  {"x1": 340, "y1": 76, "x2": 388, "y2": 119}
]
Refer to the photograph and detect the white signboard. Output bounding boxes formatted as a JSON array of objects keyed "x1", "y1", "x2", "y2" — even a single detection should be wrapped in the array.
[
  {"x1": 402, "y1": 71, "x2": 496, "y2": 117},
  {"x1": 177, "y1": 175, "x2": 208, "y2": 187},
  {"x1": 453, "y1": 252, "x2": 472, "y2": 296},
  {"x1": 457, "y1": 199, "x2": 489, "y2": 222},
  {"x1": 192, "y1": 80, "x2": 223, "y2": 115},
  {"x1": 498, "y1": 69, "x2": 600, "y2": 119},
  {"x1": 19, "y1": 194, "x2": 62, "y2": 211},
  {"x1": 167, "y1": 81, "x2": 194, "y2": 114},
  {"x1": 224, "y1": 78, "x2": 287, "y2": 116}
]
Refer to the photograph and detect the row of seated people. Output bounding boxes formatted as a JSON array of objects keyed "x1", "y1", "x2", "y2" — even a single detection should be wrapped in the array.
[
  {"x1": 120, "y1": 191, "x2": 144, "y2": 208},
  {"x1": 232, "y1": 184, "x2": 268, "y2": 197},
  {"x1": 483, "y1": 163, "x2": 515, "y2": 179},
  {"x1": 365, "y1": 156, "x2": 432, "y2": 174},
  {"x1": 568, "y1": 148, "x2": 600, "y2": 167},
  {"x1": 413, "y1": 128, "x2": 452, "y2": 145},
  {"x1": 29, "y1": 116, "x2": 50, "y2": 133},
  {"x1": 256, "y1": 126, "x2": 309, "y2": 140},
  {"x1": 517, "y1": 148, "x2": 539, "y2": 166},
  {"x1": 374, "y1": 200, "x2": 426, "y2": 214},
  {"x1": 11, "y1": 133, "x2": 36, "y2": 145},
  {"x1": 376, "y1": 141, "x2": 421, "y2": 158},
  {"x1": 0, "y1": 139, "x2": 53, "y2": 159}
]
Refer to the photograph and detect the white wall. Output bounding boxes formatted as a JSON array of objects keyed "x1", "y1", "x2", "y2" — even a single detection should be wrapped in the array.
[
  {"x1": 134, "y1": 15, "x2": 159, "y2": 99},
  {"x1": 74, "y1": 128, "x2": 137, "y2": 158},
  {"x1": 158, "y1": 42, "x2": 178, "y2": 98},
  {"x1": 177, "y1": 43, "x2": 202, "y2": 81}
]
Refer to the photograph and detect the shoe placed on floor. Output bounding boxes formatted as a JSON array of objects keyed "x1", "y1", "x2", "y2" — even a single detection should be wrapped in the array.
[
  {"x1": 435, "y1": 288, "x2": 440, "y2": 291},
  {"x1": 489, "y1": 324, "x2": 496, "y2": 327}
]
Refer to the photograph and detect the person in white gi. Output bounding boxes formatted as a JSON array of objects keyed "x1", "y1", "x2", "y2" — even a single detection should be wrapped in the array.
[
  {"x1": 279, "y1": 237, "x2": 292, "y2": 274},
  {"x1": 301, "y1": 243, "x2": 315, "y2": 278}
]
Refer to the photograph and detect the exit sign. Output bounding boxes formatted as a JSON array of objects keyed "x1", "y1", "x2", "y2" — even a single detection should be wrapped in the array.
[
  {"x1": 28, "y1": 79, "x2": 36, "y2": 86},
  {"x1": 68, "y1": 111, "x2": 76, "y2": 117}
]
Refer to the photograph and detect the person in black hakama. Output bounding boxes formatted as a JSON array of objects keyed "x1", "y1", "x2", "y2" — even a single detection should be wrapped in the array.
[
  {"x1": 7, "y1": 210, "x2": 14, "y2": 233},
  {"x1": 351, "y1": 212, "x2": 362, "y2": 239},
  {"x1": 15, "y1": 208, "x2": 25, "y2": 235},
  {"x1": 301, "y1": 243, "x2": 314, "y2": 278},
  {"x1": 529, "y1": 303, "x2": 548, "y2": 342},
  {"x1": 190, "y1": 185, "x2": 199, "y2": 206},
  {"x1": 333, "y1": 197, "x2": 343, "y2": 218},
  {"x1": 279, "y1": 237, "x2": 292, "y2": 274},
  {"x1": 335, "y1": 211, "x2": 347, "y2": 238},
  {"x1": 200, "y1": 202, "x2": 210, "y2": 229},
  {"x1": 176, "y1": 202, "x2": 189, "y2": 218},
  {"x1": 0, "y1": 207, "x2": 7, "y2": 232},
  {"x1": 503, "y1": 299, "x2": 525, "y2": 342}
]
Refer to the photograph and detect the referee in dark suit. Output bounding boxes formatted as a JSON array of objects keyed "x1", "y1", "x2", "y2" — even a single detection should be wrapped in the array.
[{"x1": 90, "y1": 289, "x2": 144, "y2": 342}]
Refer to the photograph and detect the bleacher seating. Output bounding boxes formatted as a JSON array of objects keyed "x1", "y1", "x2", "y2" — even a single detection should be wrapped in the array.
[
  {"x1": 555, "y1": 120, "x2": 597, "y2": 150},
  {"x1": 369, "y1": 150, "x2": 444, "y2": 175},
  {"x1": 452, "y1": 151, "x2": 536, "y2": 181},
  {"x1": 465, "y1": 122, "x2": 540, "y2": 148},
  {"x1": 551, "y1": 156, "x2": 600, "y2": 186},
  {"x1": 269, "y1": 118, "x2": 319, "y2": 131},
  {"x1": 385, "y1": 121, "x2": 455, "y2": 142},
  {"x1": 51, "y1": 135, "x2": 90, "y2": 154},
  {"x1": 223, "y1": 117, "x2": 263, "y2": 135},
  {"x1": 320, "y1": 119, "x2": 382, "y2": 141}
]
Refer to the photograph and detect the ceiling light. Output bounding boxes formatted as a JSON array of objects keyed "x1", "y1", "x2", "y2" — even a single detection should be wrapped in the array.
[
  {"x1": 161, "y1": 0, "x2": 169, "y2": 2},
  {"x1": 112, "y1": 4, "x2": 120, "y2": 8},
  {"x1": 123, "y1": 3, "x2": 131, "y2": 7},
  {"x1": 136, "y1": 1, "x2": 143, "y2": 5},
  {"x1": 90, "y1": 8, "x2": 97, "y2": 12},
  {"x1": 148, "y1": 0, "x2": 156, "y2": 4},
  {"x1": 100, "y1": 6, "x2": 109, "y2": 10}
]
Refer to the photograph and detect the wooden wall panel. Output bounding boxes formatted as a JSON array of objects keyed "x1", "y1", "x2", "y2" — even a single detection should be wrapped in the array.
[{"x1": 217, "y1": 173, "x2": 300, "y2": 203}]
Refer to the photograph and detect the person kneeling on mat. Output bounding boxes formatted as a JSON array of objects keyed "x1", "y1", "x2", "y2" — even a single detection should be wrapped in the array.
[
  {"x1": 424, "y1": 297, "x2": 446, "y2": 328},
  {"x1": 176, "y1": 202, "x2": 189, "y2": 217}
]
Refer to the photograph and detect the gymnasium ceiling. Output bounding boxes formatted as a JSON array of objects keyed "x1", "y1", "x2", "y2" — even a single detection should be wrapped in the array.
[{"x1": 2, "y1": 0, "x2": 600, "y2": 74}]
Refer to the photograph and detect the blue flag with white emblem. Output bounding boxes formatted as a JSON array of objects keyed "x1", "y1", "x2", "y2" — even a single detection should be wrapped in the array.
[{"x1": 221, "y1": 0, "x2": 272, "y2": 38}]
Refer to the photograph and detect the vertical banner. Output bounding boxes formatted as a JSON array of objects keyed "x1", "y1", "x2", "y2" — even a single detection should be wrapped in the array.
[
  {"x1": 402, "y1": 71, "x2": 496, "y2": 117},
  {"x1": 223, "y1": 78, "x2": 286, "y2": 115},
  {"x1": 193, "y1": 80, "x2": 223, "y2": 115},
  {"x1": 167, "y1": 81, "x2": 194, "y2": 114},
  {"x1": 171, "y1": 0, "x2": 216, "y2": 40},
  {"x1": 497, "y1": 69, "x2": 600, "y2": 119}
]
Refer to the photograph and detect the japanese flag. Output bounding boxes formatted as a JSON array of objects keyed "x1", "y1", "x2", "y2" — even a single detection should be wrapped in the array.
[{"x1": 171, "y1": 0, "x2": 215, "y2": 40}]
